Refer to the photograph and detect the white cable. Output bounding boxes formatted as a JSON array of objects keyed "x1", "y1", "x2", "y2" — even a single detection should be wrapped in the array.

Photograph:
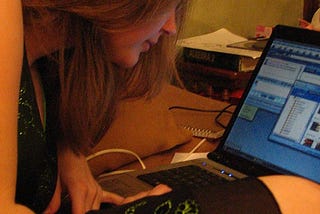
[
  {"x1": 86, "y1": 148, "x2": 146, "y2": 169},
  {"x1": 97, "y1": 169, "x2": 136, "y2": 180},
  {"x1": 189, "y1": 138, "x2": 207, "y2": 154},
  {"x1": 183, "y1": 138, "x2": 207, "y2": 161},
  {"x1": 88, "y1": 140, "x2": 207, "y2": 176}
]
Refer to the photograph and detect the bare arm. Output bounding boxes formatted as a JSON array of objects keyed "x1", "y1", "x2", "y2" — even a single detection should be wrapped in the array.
[
  {"x1": 0, "y1": 1, "x2": 33, "y2": 213},
  {"x1": 259, "y1": 175, "x2": 320, "y2": 213}
]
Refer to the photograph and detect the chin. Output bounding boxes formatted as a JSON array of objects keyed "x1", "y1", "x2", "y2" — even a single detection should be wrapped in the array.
[
  {"x1": 115, "y1": 56, "x2": 140, "y2": 69},
  {"x1": 121, "y1": 61, "x2": 139, "y2": 69}
]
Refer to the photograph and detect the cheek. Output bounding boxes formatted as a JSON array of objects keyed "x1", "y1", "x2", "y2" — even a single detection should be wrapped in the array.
[
  {"x1": 104, "y1": 34, "x2": 150, "y2": 68},
  {"x1": 103, "y1": 27, "x2": 158, "y2": 68}
]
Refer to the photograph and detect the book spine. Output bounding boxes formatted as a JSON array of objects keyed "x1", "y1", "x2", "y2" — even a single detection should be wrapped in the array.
[
  {"x1": 178, "y1": 61, "x2": 252, "y2": 80},
  {"x1": 183, "y1": 47, "x2": 240, "y2": 71}
]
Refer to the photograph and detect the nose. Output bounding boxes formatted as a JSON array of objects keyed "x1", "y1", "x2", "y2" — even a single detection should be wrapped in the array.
[{"x1": 161, "y1": 13, "x2": 177, "y2": 35}]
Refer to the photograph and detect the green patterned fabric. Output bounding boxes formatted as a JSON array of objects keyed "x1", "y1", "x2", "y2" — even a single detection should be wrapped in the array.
[{"x1": 15, "y1": 51, "x2": 57, "y2": 213}]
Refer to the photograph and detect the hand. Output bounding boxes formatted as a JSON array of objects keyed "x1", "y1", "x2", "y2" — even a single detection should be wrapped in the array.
[
  {"x1": 120, "y1": 184, "x2": 172, "y2": 205},
  {"x1": 57, "y1": 146, "x2": 125, "y2": 214}
]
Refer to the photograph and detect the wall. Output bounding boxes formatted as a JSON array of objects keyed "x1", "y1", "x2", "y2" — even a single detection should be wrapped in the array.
[{"x1": 182, "y1": 0, "x2": 304, "y2": 38}]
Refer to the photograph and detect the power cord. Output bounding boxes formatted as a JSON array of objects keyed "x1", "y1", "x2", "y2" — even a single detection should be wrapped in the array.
[
  {"x1": 188, "y1": 138, "x2": 207, "y2": 154},
  {"x1": 88, "y1": 138, "x2": 209, "y2": 178},
  {"x1": 168, "y1": 104, "x2": 234, "y2": 129},
  {"x1": 172, "y1": 138, "x2": 208, "y2": 162},
  {"x1": 183, "y1": 138, "x2": 207, "y2": 161},
  {"x1": 214, "y1": 104, "x2": 235, "y2": 128},
  {"x1": 87, "y1": 148, "x2": 147, "y2": 179}
]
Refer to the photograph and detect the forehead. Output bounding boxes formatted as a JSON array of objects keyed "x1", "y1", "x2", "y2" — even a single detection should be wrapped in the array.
[{"x1": 104, "y1": 0, "x2": 181, "y2": 30}]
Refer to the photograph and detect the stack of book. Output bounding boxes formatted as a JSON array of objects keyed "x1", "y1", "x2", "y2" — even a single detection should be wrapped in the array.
[{"x1": 177, "y1": 28, "x2": 263, "y2": 102}]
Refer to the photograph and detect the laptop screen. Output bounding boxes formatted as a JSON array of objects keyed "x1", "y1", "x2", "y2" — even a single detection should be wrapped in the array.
[{"x1": 222, "y1": 25, "x2": 320, "y2": 183}]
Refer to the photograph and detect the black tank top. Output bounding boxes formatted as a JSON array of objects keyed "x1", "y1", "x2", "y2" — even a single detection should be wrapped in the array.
[{"x1": 15, "y1": 52, "x2": 58, "y2": 213}]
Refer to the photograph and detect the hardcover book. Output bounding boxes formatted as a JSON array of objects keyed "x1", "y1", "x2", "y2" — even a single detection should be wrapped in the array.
[
  {"x1": 183, "y1": 47, "x2": 259, "y2": 72},
  {"x1": 178, "y1": 28, "x2": 262, "y2": 72}
]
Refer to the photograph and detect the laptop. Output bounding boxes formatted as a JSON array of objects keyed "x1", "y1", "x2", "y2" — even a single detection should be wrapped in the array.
[{"x1": 98, "y1": 25, "x2": 320, "y2": 197}]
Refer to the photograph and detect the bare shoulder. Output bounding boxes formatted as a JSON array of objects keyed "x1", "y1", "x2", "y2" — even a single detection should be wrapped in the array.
[
  {"x1": 0, "y1": 0, "x2": 24, "y2": 67},
  {"x1": 259, "y1": 175, "x2": 320, "y2": 214}
]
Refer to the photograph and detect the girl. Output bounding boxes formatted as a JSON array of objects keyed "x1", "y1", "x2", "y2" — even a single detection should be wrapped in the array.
[
  {"x1": 1, "y1": 0, "x2": 319, "y2": 213},
  {"x1": 1, "y1": 0, "x2": 187, "y2": 213}
]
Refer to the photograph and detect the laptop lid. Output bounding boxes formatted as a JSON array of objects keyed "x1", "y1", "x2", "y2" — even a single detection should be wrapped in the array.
[{"x1": 211, "y1": 25, "x2": 320, "y2": 183}]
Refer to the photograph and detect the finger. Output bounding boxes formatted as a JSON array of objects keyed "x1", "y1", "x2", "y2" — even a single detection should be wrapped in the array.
[
  {"x1": 83, "y1": 179, "x2": 103, "y2": 212},
  {"x1": 121, "y1": 191, "x2": 150, "y2": 204},
  {"x1": 148, "y1": 184, "x2": 172, "y2": 196},
  {"x1": 121, "y1": 184, "x2": 172, "y2": 205},
  {"x1": 43, "y1": 177, "x2": 62, "y2": 214},
  {"x1": 70, "y1": 182, "x2": 100, "y2": 213},
  {"x1": 83, "y1": 166, "x2": 101, "y2": 211},
  {"x1": 101, "y1": 190, "x2": 125, "y2": 205},
  {"x1": 90, "y1": 184, "x2": 103, "y2": 211},
  {"x1": 70, "y1": 187, "x2": 86, "y2": 214}
]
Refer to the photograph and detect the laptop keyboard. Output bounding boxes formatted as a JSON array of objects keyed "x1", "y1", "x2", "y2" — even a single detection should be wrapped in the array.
[{"x1": 137, "y1": 165, "x2": 229, "y2": 189}]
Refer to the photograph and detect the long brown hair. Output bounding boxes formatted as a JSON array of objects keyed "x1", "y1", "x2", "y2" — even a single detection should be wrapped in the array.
[{"x1": 23, "y1": 0, "x2": 190, "y2": 153}]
